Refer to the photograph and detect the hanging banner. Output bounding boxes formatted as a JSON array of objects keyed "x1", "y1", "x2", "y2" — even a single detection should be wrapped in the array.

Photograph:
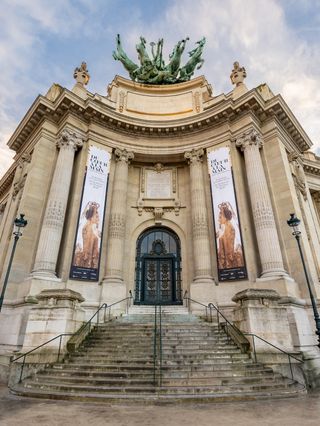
[
  {"x1": 208, "y1": 147, "x2": 247, "y2": 281},
  {"x1": 70, "y1": 145, "x2": 111, "y2": 281}
]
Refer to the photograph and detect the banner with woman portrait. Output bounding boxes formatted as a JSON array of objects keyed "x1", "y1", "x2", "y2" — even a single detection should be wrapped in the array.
[
  {"x1": 208, "y1": 147, "x2": 247, "y2": 281},
  {"x1": 70, "y1": 145, "x2": 111, "y2": 281}
]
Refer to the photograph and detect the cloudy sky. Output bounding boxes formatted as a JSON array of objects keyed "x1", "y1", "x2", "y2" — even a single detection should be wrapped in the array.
[{"x1": 1, "y1": 0, "x2": 320, "y2": 177}]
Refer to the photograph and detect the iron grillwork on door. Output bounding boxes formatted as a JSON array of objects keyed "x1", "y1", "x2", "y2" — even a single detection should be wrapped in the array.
[{"x1": 135, "y1": 227, "x2": 182, "y2": 305}]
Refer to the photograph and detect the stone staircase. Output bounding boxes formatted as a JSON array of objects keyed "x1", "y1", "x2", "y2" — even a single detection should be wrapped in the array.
[{"x1": 10, "y1": 309, "x2": 306, "y2": 403}]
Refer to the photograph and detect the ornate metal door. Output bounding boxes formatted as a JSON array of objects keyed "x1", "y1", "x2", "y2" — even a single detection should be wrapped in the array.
[
  {"x1": 143, "y1": 257, "x2": 174, "y2": 304},
  {"x1": 135, "y1": 227, "x2": 182, "y2": 305}
]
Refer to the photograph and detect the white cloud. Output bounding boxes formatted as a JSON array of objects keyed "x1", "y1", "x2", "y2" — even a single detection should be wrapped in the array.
[
  {"x1": 1, "y1": 0, "x2": 320, "y2": 180},
  {"x1": 119, "y1": 0, "x2": 320, "y2": 148}
]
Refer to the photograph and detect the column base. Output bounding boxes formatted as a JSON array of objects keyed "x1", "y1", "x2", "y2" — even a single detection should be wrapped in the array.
[
  {"x1": 255, "y1": 275, "x2": 300, "y2": 298},
  {"x1": 100, "y1": 277, "x2": 128, "y2": 316},
  {"x1": 190, "y1": 277, "x2": 216, "y2": 314},
  {"x1": 31, "y1": 270, "x2": 59, "y2": 280}
]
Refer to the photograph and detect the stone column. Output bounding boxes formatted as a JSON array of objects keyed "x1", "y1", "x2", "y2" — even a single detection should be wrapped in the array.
[
  {"x1": 101, "y1": 148, "x2": 134, "y2": 304},
  {"x1": 235, "y1": 129, "x2": 288, "y2": 278},
  {"x1": 184, "y1": 149, "x2": 215, "y2": 303},
  {"x1": 32, "y1": 129, "x2": 84, "y2": 278}
]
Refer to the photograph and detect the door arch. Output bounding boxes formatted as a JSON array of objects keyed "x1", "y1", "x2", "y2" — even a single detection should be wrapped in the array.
[{"x1": 135, "y1": 227, "x2": 182, "y2": 305}]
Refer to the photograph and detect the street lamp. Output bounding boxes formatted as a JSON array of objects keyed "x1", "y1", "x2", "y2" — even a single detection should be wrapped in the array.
[
  {"x1": 287, "y1": 213, "x2": 320, "y2": 348},
  {"x1": 0, "y1": 213, "x2": 28, "y2": 312}
]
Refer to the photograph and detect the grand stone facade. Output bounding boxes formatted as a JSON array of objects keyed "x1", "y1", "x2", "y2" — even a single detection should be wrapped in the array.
[{"x1": 1, "y1": 63, "x2": 320, "y2": 385}]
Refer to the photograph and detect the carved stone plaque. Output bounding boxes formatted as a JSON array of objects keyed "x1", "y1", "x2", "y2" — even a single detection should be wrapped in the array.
[{"x1": 146, "y1": 170, "x2": 171, "y2": 198}]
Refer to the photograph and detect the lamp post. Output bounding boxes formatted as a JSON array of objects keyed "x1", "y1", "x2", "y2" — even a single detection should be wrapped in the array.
[
  {"x1": 0, "y1": 214, "x2": 28, "y2": 312},
  {"x1": 287, "y1": 213, "x2": 320, "y2": 348}
]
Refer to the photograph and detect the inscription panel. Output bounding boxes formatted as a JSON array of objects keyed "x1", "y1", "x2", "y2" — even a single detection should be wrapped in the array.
[{"x1": 146, "y1": 170, "x2": 172, "y2": 199}]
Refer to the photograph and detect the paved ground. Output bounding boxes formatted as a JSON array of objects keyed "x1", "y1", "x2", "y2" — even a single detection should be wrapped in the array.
[{"x1": 0, "y1": 385, "x2": 320, "y2": 426}]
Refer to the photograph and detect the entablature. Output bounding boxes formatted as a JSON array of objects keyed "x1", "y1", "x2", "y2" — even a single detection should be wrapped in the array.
[{"x1": 7, "y1": 79, "x2": 312, "y2": 157}]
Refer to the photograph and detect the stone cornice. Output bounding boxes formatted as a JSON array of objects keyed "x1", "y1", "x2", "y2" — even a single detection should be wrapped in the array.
[
  {"x1": 0, "y1": 168, "x2": 15, "y2": 200},
  {"x1": 303, "y1": 159, "x2": 320, "y2": 176},
  {"x1": 7, "y1": 83, "x2": 312, "y2": 155}
]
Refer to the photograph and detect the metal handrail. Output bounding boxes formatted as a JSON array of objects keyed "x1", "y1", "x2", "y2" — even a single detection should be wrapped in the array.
[
  {"x1": 153, "y1": 304, "x2": 163, "y2": 386},
  {"x1": 244, "y1": 333, "x2": 303, "y2": 380},
  {"x1": 183, "y1": 292, "x2": 303, "y2": 382},
  {"x1": 11, "y1": 292, "x2": 133, "y2": 383},
  {"x1": 153, "y1": 304, "x2": 157, "y2": 385}
]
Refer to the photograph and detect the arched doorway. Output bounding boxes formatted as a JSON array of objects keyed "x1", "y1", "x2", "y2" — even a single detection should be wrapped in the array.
[{"x1": 134, "y1": 227, "x2": 182, "y2": 305}]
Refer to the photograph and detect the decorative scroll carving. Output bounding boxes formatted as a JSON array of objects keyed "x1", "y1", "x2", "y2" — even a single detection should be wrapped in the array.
[
  {"x1": 114, "y1": 147, "x2": 134, "y2": 163},
  {"x1": 57, "y1": 128, "x2": 85, "y2": 151},
  {"x1": 140, "y1": 168, "x2": 145, "y2": 193},
  {"x1": 234, "y1": 129, "x2": 263, "y2": 151},
  {"x1": 119, "y1": 91, "x2": 125, "y2": 112},
  {"x1": 194, "y1": 92, "x2": 201, "y2": 112},
  {"x1": 172, "y1": 169, "x2": 177, "y2": 193}
]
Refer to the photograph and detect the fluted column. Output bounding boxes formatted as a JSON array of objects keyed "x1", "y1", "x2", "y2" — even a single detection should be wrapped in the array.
[
  {"x1": 184, "y1": 148, "x2": 214, "y2": 284},
  {"x1": 32, "y1": 129, "x2": 84, "y2": 278},
  {"x1": 235, "y1": 129, "x2": 288, "y2": 278},
  {"x1": 103, "y1": 148, "x2": 134, "y2": 285}
]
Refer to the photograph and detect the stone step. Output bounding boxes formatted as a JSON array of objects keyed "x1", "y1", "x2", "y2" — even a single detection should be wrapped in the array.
[
  {"x1": 48, "y1": 365, "x2": 276, "y2": 378},
  {"x1": 127, "y1": 306, "x2": 190, "y2": 315},
  {"x1": 79, "y1": 342, "x2": 240, "y2": 353},
  {"x1": 53, "y1": 362, "x2": 267, "y2": 373},
  {"x1": 22, "y1": 379, "x2": 298, "y2": 395},
  {"x1": 12, "y1": 313, "x2": 305, "y2": 403},
  {"x1": 11, "y1": 384, "x2": 306, "y2": 404},
  {"x1": 31, "y1": 373, "x2": 284, "y2": 387}
]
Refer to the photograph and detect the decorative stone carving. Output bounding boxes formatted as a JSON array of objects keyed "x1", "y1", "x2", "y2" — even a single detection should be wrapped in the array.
[
  {"x1": 114, "y1": 147, "x2": 134, "y2": 163},
  {"x1": 57, "y1": 128, "x2": 85, "y2": 151},
  {"x1": 154, "y1": 163, "x2": 165, "y2": 173},
  {"x1": 12, "y1": 153, "x2": 31, "y2": 200},
  {"x1": 194, "y1": 92, "x2": 201, "y2": 113},
  {"x1": 234, "y1": 129, "x2": 288, "y2": 278},
  {"x1": 73, "y1": 61, "x2": 90, "y2": 86},
  {"x1": 235, "y1": 129, "x2": 263, "y2": 151},
  {"x1": 154, "y1": 207, "x2": 164, "y2": 224},
  {"x1": 184, "y1": 148, "x2": 204, "y2": 164},
  {"x1": 108, "y1": 213, "x2": 126, "y2": 239},
  {"x1": 288, "y1": 152, "x2": 307, "y2": 201},
  {"x1": 230, "y1": 61, "x2": 247, "y2": 86},
  {"x1": 119, "y1": 91, "x2": 125, "y2": 113}
]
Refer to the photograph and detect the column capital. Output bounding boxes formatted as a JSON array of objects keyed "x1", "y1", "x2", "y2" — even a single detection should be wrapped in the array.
[
  {"x1": 57, "y1": 128, "x2": 85, "y2": 151},
  {"x1": 184, "y1": 148, "x2": 204, "y2": 164},
  {"x1": 234, "y1": 129, "x2": 263, "y2": 152},
  {"x1": 114, "y1": 148, "x2": 134, "y2": 163}
]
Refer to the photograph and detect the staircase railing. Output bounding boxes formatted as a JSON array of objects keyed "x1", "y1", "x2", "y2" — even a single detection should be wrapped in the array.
[
  {"x1": 11, "y1": 292, "x2": 133, "y2": 383},
  {"x1": 183, "y1": 292, "x2": 303, "y2": 382},
  {"x1": 153, "y1": 304, "x2": 163, "y2": 386}
]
